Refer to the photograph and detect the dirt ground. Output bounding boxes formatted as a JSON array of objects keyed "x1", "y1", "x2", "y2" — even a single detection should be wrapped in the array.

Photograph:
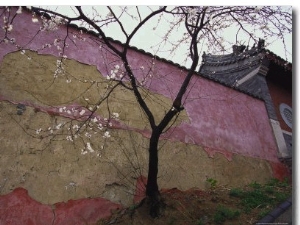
[{"x1": 97, "y1": 181, "x2": 292, "y2": 225}]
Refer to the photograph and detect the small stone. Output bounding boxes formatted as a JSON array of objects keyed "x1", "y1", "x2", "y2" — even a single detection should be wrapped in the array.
[
  {"x1": 17, "y1": 103, "x2": 26, "y2": 110},
  {"x1": 16, "y1": 103, "x2": 26, "y2": 115}
]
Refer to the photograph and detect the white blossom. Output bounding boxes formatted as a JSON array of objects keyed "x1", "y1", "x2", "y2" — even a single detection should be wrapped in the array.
[
  {"x1": 86, "y1": 142, "x2": 94, "y2": 152},
  {"x1": 32, "y1": 17, "x2": 38, "y2": 23},
  {"x1": 72, "y1": 124, "x2": 79, "y2": 130},
  {"x1": 85, "y1": 132, "x2": 92, "y2": 138},
  {"x1": 40, "y1": 16, "x2": 64, "y2": 31},
  {"x1": 106, "y1": 11, "x2": 113, "y2": 18},
  {"x1": 92, "y1": 117, "x2": 98, "y2": 123},
  {"x1": 103, "y1": 131, "x2": 111, "y2": 138},
  {"x1": 3, "y1": 16, "x2": 7, "y2": 23},
  {"x1": 43, "y1": 43, "x2": 52, "y2": 48},
  {"x1": 56, "y1": 123, "x2": 62, "y2": 130},
  {"x1": 112, "y1": 112, "x2": 119, "y2": 118},
  {"x1": 98, "y1": 124, "x2": 103, "y2": 130},
  {"x1": 54, "y1": 39, "x2": 59, "y2": 46},
  {"x1": 66, "y1": 136, "x2": 73, "y2": 141},
  {"x1": 16, "y1": 7, "x2": 22, "y2": 14},
  {"x1": 6, "y1": 24, "x2": 13, "y2": 32},
  {"x1": 255, "y1": 6, "x2": 263, "y2": 12},
  {"x1": 81, "y1": 149, "x2": 88, "y2": 155},
  {"x1": 107, "y1": 65, "x2": 120, "y2": 80},
  {"x1": 188, "y1": 8, "x2": 197, "y2": 17},
  {"x1": 79, "y1": 109, "x2": 86, "y2": 116},
  {"x1": 36, "y1": 128, "x2": 42, "y2": 134},
  {"x1": 110, "y1": 71, "x2": 116, "y2": 79}
]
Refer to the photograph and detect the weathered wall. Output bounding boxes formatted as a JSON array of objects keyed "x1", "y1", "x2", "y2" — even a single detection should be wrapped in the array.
[
  {"x1": 0, "y1": 101, "x2": 274, "y2": 206},
  {"x1": 0, "y1": 8, "x2": 289, "y2": 206},
  {"x1": 0, "y1": 9, "x2": 281, "y2": 162}
]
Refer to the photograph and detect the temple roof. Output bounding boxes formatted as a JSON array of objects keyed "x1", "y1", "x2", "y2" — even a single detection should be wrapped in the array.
[{"x1": 199, "y1": 39, "x2": 292, "y2": 99}]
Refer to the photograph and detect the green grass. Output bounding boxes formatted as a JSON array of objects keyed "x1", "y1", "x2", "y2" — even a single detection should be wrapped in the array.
[
  {"x1": 206, "y1": 177, "x2": 218, "y2": 189},
  {"x1": 213, "y1": 205, "x2": 240, "y2": 224},
  {"x1": 229, "y1": 178, "x2": 291, "y2": 214}
]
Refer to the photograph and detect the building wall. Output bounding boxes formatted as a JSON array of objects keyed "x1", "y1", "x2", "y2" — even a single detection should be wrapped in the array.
[
  {"x1": 267, "y1": 80, "x2": 292, "y2": 155},
  {"x1": 267, "y1": 80, "x2": 292, "y2": 133},
  {"x1": 0, "y1": 8, "x2": 290, "y2": 205}
]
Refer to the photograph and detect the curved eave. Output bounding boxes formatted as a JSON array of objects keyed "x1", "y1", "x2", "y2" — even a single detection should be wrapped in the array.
[
  {"x1": 202, "y1": 48, "x2": 292, "y2": 72},
  {"x1": 265, "y1": 50, "x2": 292, "y2": 71}
]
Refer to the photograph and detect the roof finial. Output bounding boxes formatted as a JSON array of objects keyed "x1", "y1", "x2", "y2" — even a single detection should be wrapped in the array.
[
  {"x1": 258, "y1": 38, "x2": 265, "y2": 49},
  {"x1": 232, "y1": 44, "x2": 246, "y2": 54}
]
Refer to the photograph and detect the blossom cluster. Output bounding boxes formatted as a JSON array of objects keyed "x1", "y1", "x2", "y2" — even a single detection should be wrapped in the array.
[
  {"x1": 106, "y1": 65, "x2": 124, "y2": 80},
  {"x1": 81, "y1": 142, "x2": 94, "y2": 155},
  {"x1": 2, "y1": 9, "x2": 16, "y2": 32},
  {"x1": 187, "y1": 7, "x2": 198, "y2": 23},
  {"x1": 72, "y1": 30, "x2": 86, "y2": 42},
  {"x1": 34, "y1": 105, "x2": 120, "y2": 157},
  {"x1": 54, "y1": 59, "x2": 65, "y2": 78},
  {"x1": 40, "y1": 15, "x2": 65, "y2": 32}
]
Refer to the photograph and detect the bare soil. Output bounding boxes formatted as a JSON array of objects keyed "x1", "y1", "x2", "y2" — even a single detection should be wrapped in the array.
[{"x1": 97, "y1": 182, "x2": 291, "y2": 225}]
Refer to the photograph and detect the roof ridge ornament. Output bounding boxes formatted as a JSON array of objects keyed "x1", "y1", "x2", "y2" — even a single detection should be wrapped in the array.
[
  {"x1": 232, "y1": 44, "x2": 246, "y2": 55},
  {"x1": 257, "y1": 38, "x2": 265, "y2": 50},
  {"x1": 233, "y1": 38, "x2": 265, "y2": 55}
]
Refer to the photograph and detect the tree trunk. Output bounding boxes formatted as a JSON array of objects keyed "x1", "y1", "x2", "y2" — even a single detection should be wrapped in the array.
[{"x1": 146, "y1": 127, "x2": 162, "y2": 218}]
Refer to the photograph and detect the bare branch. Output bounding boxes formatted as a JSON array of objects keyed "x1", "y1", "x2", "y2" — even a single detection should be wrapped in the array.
[{"x1": 107, "y1": 6, "x2": 129, "y2": 39}]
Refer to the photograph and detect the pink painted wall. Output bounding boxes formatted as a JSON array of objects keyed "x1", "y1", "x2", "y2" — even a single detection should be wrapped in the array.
[{"x1": 0, "y1": 8, "x2": 279, "y2": 163}]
